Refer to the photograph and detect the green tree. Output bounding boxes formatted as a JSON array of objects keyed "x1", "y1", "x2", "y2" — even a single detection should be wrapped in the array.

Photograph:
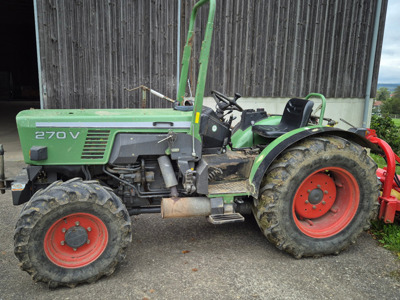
[
  {"x1": 376, "y1": 87, "x2": 391, "y2": 101},
  {"x1": 381, "y1": 98, "x2": 400, "y2": 115},
  {"x1": 393, "y1": 85, "x2": 400, "y2": 100},
  {"x1": 370, "y1": 115, "x2": 400, "y2": 154},
  {"x1": 382, "y1": 85, "x2": 400, "y2": 115}
]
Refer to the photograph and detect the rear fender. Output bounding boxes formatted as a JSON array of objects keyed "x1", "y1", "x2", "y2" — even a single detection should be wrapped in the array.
[
  {"x1": 248, "y1": 126, "x2": 382, "y2": 198},
  {"x1": 231, "y1": 116, "x2": 281, "y2": 148}
]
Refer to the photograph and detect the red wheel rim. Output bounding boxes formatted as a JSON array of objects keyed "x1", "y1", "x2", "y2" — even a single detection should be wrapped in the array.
[
  {"x1": 293, "y1": 167, "x2": 360, "y2": 238},
  {"x1": 44, "y1": 213, "x2": 108, "y2": 268}
]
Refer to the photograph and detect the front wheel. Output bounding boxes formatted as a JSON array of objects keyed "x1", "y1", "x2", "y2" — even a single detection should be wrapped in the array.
[
  {"x1": 14, "y1": 179, "x2": 132, "y2": 287},
  {"x1": 253, "y1": 136, "x2": 380, "y2": 258}
]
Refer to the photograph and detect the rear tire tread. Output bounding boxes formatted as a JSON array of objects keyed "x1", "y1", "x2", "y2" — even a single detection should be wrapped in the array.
[{"x1": 253, "y1": 135, "x2": 380, "y2": 258}]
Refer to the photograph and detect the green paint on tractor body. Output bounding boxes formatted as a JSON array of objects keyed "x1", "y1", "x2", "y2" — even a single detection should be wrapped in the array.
[
  {"x1": 230, "y1": 116, "x2": 281, "y2": 148},
  {"x1": 248, "y1": 125, "x2": 324, "y2": 184},
  {"x1": 17, "y1": 108, "x2": 192, "y2": 165}
]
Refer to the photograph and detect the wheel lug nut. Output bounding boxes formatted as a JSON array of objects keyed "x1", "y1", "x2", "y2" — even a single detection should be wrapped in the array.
[
  {"x1": 312, "y1": 205, "x2": 316, "y2": 209},
  {"x1": 324, "y1": 190, "x2": 328, "y2": 194},
  {"x1": 307, "y1": 189, "x2": 311, "y2": 193},
  {"x1": 61, "y1": 241, "x2": 65, "y2": 246},
  {"x1": 322, "y1": 201, "x2": 326, "y2": 205},
  {"x1": 305, "y1": 200, "x2": 309, "y2": 204},
  {"x1": 73, "y1": 248, "x2": 77, "y2": 251},
  {"x1": 317, "y1": 185, "x2": 321, "y2": 188},
  {"x1": 87, "y1": 227, "x2": 92, "y2": 232},
  {"x1": 62, "y1": 228, "x2": 66, "y2": 233},
  {"x1": 75, "y1": 221, "x2": 80, "y2": 226},
  {"x1": 87, "y1": 240, "x2": 90, "y2": 244}
]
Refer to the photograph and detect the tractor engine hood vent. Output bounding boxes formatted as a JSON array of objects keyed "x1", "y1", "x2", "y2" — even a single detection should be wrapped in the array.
[{"x1": 81, "y1": 130, "x2": 110, "y2": 159}]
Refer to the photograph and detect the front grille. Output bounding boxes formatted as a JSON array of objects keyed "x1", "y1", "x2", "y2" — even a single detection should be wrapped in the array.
[{"x1": 81, "y1": 130, "x2": 110, "y2": 159}]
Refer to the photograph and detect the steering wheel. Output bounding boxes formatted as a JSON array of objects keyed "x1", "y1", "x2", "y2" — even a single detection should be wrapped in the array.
[{"x1": 211, "y1": 90, "x2": 243, "y2": 112}]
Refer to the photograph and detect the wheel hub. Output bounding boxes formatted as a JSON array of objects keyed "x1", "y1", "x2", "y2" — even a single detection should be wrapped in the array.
[
  {"x1": 44, "y1": 212, "x2": 108, "y2": 268},
  {"x1": 308, "y1": 188, "x2": 324, "y2": 204},
  {"x1": 294, "y1": 172, "x2": 337, "y2": 219},
  {"x1": 65, "y1": 226, "x2": 88, "y2": 248},
  {"x1": 292, "y1": 166, "x2": 361, "y2": 239}
]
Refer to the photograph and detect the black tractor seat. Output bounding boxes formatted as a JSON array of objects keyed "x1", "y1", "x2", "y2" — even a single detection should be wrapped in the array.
[{"x1": 252, "y1": 98, "x2": 314, "y2": 138}]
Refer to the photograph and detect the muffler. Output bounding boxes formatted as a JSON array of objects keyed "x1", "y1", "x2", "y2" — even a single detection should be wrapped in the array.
[{"x1": 161, "y1": 197, "x2": 211, "y2": 218}]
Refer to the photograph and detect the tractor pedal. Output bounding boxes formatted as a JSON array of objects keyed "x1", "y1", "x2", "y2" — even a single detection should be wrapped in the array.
[{"x1": 207, "y1": 213, "x2": 244, "y2": 225}]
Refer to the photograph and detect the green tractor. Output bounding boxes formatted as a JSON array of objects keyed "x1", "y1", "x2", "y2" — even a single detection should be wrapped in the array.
[{"x1": 4, "y1": 0, "x2": 381, "y2": 287}]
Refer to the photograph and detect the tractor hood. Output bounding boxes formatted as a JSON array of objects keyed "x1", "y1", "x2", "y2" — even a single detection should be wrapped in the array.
[{"x1": 16, "y1": 108, "x2": 193, "y2": 165}]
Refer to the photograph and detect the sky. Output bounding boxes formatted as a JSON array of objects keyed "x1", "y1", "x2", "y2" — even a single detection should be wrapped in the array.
[{"x1": 378, "y1": 0, "x2": 400, "y2": 83}]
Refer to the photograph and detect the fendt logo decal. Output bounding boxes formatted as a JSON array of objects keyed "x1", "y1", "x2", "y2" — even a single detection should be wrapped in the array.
[{"x1": 35, "y1": 131, "x2": 80, "y2": 140}]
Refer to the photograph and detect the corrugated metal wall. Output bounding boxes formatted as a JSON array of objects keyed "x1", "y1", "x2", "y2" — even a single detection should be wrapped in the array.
[
  {"x1": 37, "y1": 0, "x2": 179, "y2": 108},
  {"x1": 36, "y1": 0, "x2": 387, "y2": 109}
]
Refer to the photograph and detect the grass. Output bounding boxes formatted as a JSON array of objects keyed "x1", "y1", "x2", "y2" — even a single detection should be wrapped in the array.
[
  {"x1": 370, "y1": 153, "x2": 387, "y2": 169},
  {"x1": 392, "y1": 118, "x2": 400, "y2": 127},
  {"x1": 369, "y1": 153, "x2": 400, "y2": 173},
  {"x1": 370, "y1": 220, "x2": 400, "y2": 260}
]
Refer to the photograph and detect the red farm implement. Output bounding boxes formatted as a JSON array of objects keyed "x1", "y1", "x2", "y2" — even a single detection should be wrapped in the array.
[{"x1": 366, "y1": 129, "x2": 400, "y2": 223}]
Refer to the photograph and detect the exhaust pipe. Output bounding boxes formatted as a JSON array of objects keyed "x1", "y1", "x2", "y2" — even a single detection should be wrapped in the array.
[
  {"x1": 158, "y1": 156, "x2": 178, "y2": 197},
  {"x1": 161, "y1": 197, "x2": 211, "y2": 218}
]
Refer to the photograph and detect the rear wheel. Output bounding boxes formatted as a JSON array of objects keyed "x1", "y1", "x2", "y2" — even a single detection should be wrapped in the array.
[
  {"x1": 253, "y1": 136, "x2": 379, "y2": 258},
  {"x1": 14, "y1": 179, "x2": 132, "y2": 287}
]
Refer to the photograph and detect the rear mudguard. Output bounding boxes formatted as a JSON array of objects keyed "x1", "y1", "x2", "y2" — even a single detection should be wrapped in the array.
[
  {"x1": 248, "y1": 126, "x2": 382, "y2": 198},
  {"x1": 231, "y1": 116, "x2": 280, "y2": 148}
]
